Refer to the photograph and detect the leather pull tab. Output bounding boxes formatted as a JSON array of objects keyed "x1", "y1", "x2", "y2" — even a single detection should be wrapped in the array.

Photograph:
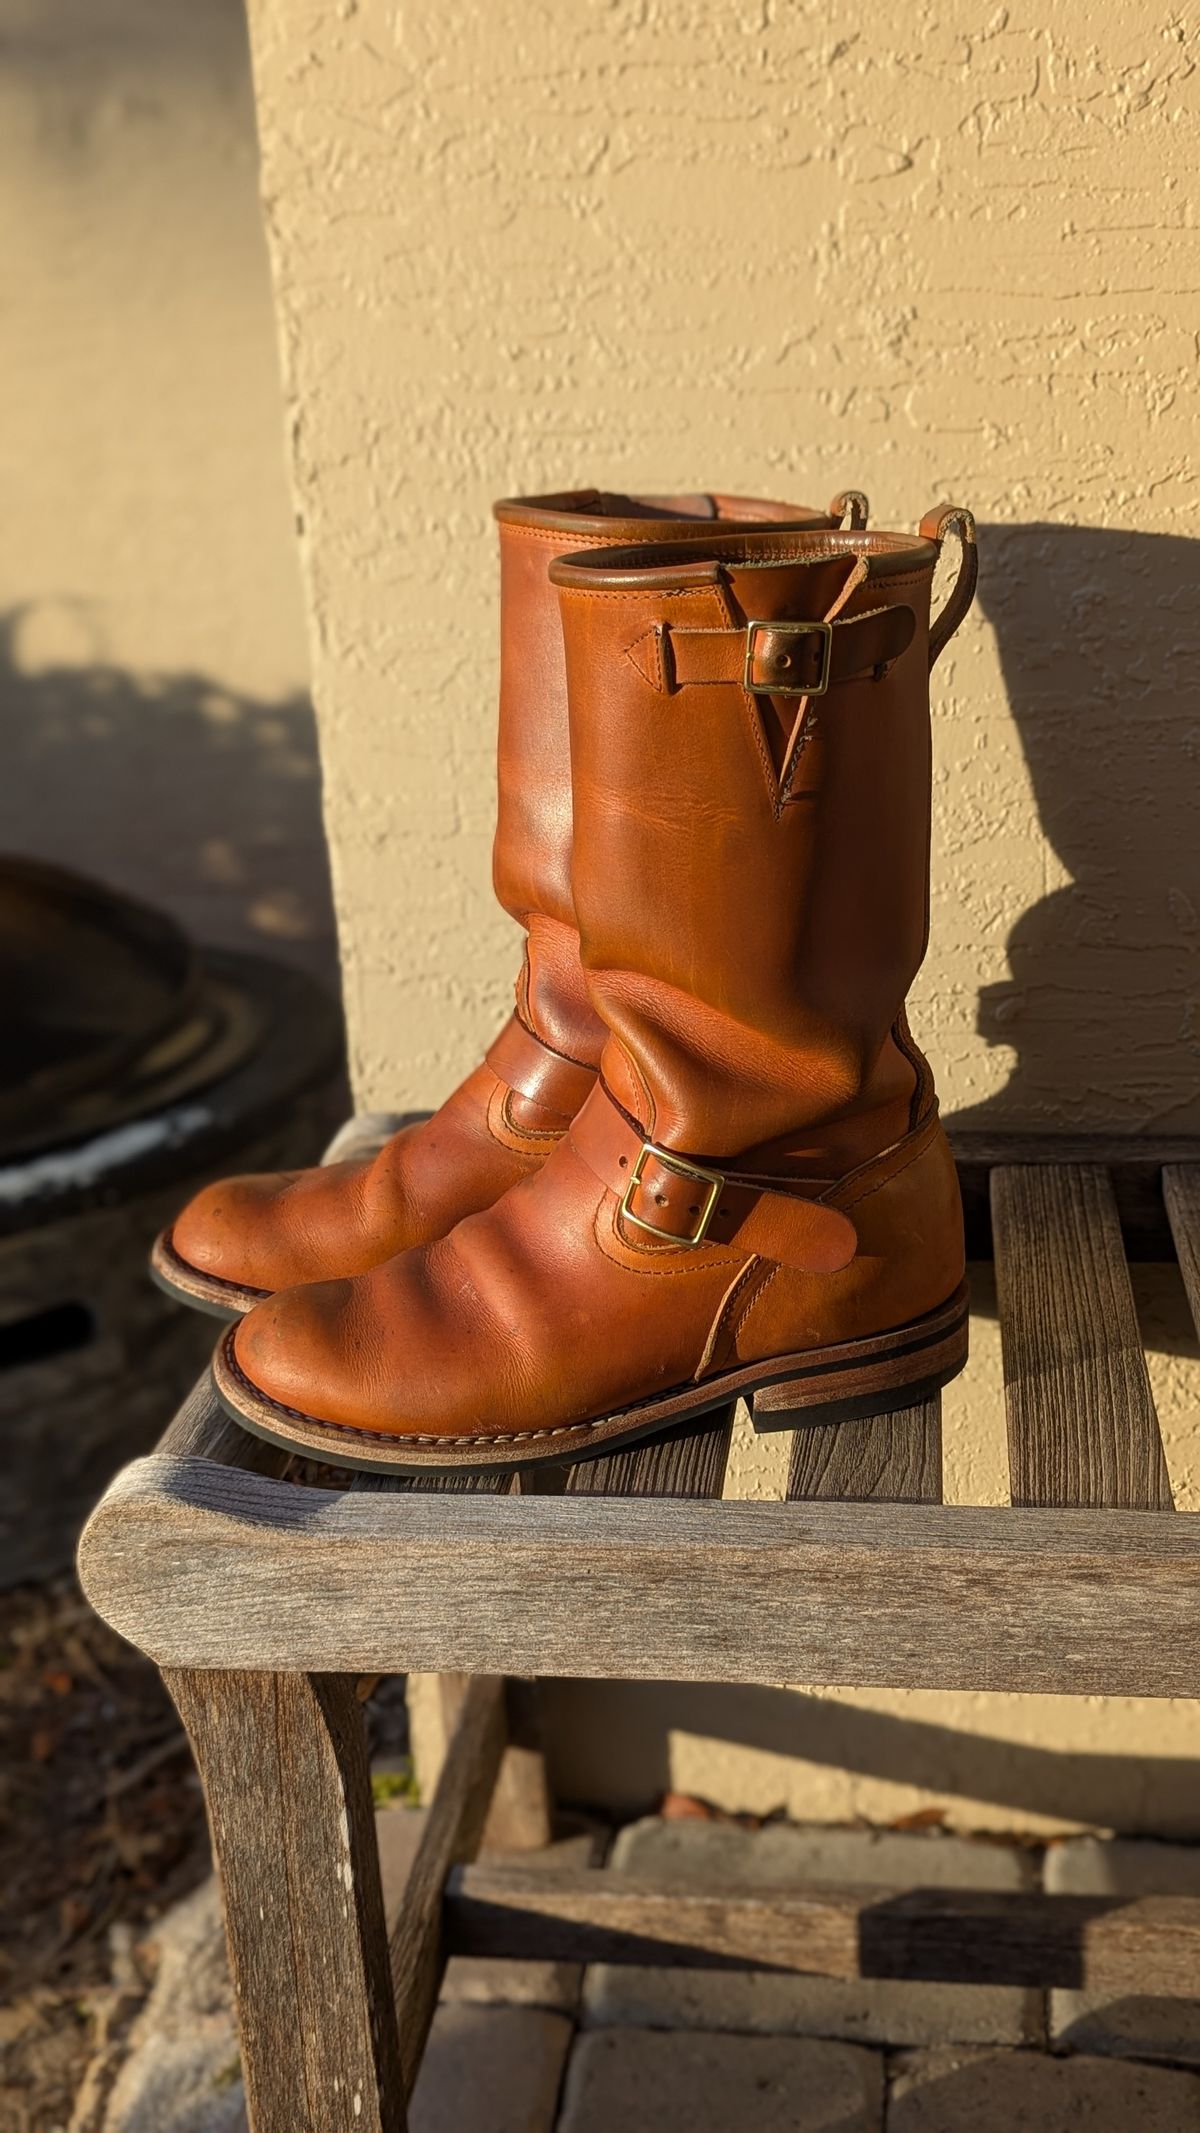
[
  {"x1": 920, "y1": 504, "x2": 978, "y2": 671},
  {"x1": 829, "y1": 488, "x2": 869, "y2": 531}
]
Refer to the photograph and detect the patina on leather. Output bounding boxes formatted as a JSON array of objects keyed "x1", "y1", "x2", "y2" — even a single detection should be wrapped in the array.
[
  {"x1": 159, "y1": 486, "x2": 846, "y2": 1311},
  {"x1": 217, "y1": 512, "x2": 976, "y2": 1463}
]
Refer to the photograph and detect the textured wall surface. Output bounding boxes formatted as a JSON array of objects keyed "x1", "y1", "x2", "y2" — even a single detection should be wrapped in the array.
[
  {"x1": 247, "y1": 0, "x2": 1200, "y2": 1829},
  {"x1": 0, "y1": 0, "x2": 334, "y2": 972},
  {"x1": 247, "y1": 0, "x2": 1198, "y2": 1112}
]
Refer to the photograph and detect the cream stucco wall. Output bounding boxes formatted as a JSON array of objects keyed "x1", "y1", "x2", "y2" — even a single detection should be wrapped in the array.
[
  {"x1": 245, "y1": 0, "x2": 1200, "y2": 1833},
  {"x1": 0, "y1": 0, "x2": 335, "y2": 974}
]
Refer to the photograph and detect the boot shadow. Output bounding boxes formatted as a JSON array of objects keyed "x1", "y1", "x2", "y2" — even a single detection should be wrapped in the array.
[{"x1": 942, "y1": 522, "x2": 1200, "y2": 1139}]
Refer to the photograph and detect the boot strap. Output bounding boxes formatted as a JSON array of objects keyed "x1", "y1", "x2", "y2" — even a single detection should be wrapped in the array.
[
  {"x1": 651, "y1": 603, "x2": 915, "y2": 697},
  {"x1": 486, "y1": 1015, "x2": 597, "y2": 1118},
  {"x1": 569, "y1": 1089, "x2": 857, "y2": 1274}
]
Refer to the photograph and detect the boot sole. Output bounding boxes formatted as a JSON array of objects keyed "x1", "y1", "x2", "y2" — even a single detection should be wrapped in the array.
[
  {"x1": 149, "y1": 1229, "x2": 268, "y2": 1323},
  {"x1": 209, "y1": 1280, "x2": 970, "y2": 1478}
]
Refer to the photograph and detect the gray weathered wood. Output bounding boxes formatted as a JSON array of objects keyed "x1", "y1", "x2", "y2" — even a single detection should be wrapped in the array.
[
  {"x1": 787, "y1": 1398, "x2": 942, "y2": 1504},
  {"x1": 991, "y1": 1164, "x2": 1171, "y2": 1510},
  {"x1": 159, "y1": 1375, "x2": 292, "y2": 1478},
  {"x1": 353, "y1": 1468, "x2": 515, "y2": 1496},
  {"x1": 564, "y1": 1408, "x2": 734, "y2": 1499},
  {"x1": 952, "y1": 1128, "x2": 1200, "y2": 1259},
  {"x1": 444, "y1": 1861, "x2": 1200, "y2": 1997},
  {"x1": 951, "y1": 1128, "x2": 1200, "y2": 1169},
  {"x1": 1164, "y1": 1165, "x2": 1200, "y2": 1342},
  {"x1": 165, "y1": 1667, "x2": 405, "y2": 2133},
  {"x1": 389, "y1": 1673, "x2": 507, "y2": 2094},
  {"x1": 80, "y1": 1466, "x2": 1200, "y2": 1695}
]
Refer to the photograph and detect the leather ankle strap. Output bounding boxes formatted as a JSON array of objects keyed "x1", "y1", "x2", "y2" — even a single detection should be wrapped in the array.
[
  {"x1": 486, "y1": 1016, "x2": 598, "y2": 1118},
  {"x1": 569, "y1": 1088, "x2": 857, "y2": 1273},
  {"x1": 639, "y1": 603, "x2": 915, "y2": 698}
]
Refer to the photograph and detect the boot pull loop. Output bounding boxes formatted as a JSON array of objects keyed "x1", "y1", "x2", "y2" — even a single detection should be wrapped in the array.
[
  {"x1": 830, "y1": 489, "x2": 869, "y2": 531},
  {"x1": 920, "y1": 504, "x2": 978, "y2": 671}
]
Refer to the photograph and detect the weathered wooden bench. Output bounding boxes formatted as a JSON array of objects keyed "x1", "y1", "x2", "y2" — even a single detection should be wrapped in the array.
[{"x1": 78, "y1": 1117, "x2": 1200, "y2": 2132}]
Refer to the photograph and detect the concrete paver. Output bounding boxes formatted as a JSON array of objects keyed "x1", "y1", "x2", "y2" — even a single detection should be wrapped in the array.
[
  {"x1": 887, "y1": 2044, "x2": 1200, "y2": 2130},
  {"x1": 409, "y1": 2006, "x2": 573, "y2": 2133},
  {"x1": 557, "y1": 2028, "x2": 884, "y2": 2133}
]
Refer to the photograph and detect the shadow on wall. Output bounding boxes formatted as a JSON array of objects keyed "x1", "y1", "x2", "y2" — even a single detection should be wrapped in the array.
[
  {"x1": 950, "y1": 524, "x2": 1200, "y2": 1137},
  {"x1": 544, "y1": 1677, "x2": 1200, "y2": 1838},
  {"x1": 0, "y1": 606, "x2": 339, "y2": 987}
]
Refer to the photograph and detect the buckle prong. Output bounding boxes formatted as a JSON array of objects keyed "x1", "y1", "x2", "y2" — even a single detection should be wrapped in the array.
[
  {"x1": 743, "y1": 618, "x2": 833, "y2": 699},
  {"x1": 620, "y1": 1141, "x2": 726, "y2": 1247}
]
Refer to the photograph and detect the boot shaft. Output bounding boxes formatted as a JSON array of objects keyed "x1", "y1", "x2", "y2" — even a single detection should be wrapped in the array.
[
  {"x1": 552, "y1": 518, "x2": 976, "y2": 1166},
  {"x1": 491, "y1": 489, "x2": 856, "y2": 1061}
]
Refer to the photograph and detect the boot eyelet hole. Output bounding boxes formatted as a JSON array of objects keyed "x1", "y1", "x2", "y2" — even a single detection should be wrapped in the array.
[{"x1": 618, "y1": 1155, "x2": 628, "y2": 1167}]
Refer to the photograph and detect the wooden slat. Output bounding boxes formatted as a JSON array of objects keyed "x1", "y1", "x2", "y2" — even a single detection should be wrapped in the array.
[
  {"x1": 951, "y1": 1128, "x2": 1200, "y2": 1260},
  {"x1": 354, "y1": 1469, "x2": 514, "y2": 1496},
  {"x1": 564, "y1": 1407, "x2": 735, "y2": 1499},
  {"x1": 991, "y1": 1164, "x2": 1170, "y2": 1510},
  {"x1": 1164, "y1": 1165, "x2": 1200, "y2": 1340},
  {"x1": 166, "y1": 1667, "x2": 405, "y2": 2132},
  {"x1": 78, "y1": 1473, "x2": 1200, "y2": 1695},
  {"x1": 159, "y1": 1375, "x2": 294, "y2": 1478},
  {"x1": 787, "y1": 1398, "x2": 942, "y2": 1504},
  {"x1": 445, "y1": 1860, "x2": 1200, "y2": 1998},
  {"x1": 157, "y1": 1378, "x2": 516, "y2": 1496},
  {"x1": 388, "y1": 1673, "x2": 507, "y2": 2096}
]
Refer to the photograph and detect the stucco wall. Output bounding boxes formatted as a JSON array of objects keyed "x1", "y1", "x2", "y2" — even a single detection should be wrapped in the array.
[
  {"x1": 0, "y1": 0, "x2": 334, "y2": 974},
  {"x1": 246, "y1": 0, "x2": 1200, "y2": 1832}
]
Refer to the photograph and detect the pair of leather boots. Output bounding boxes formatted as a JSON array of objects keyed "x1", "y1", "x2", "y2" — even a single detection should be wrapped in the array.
[{"x1": 153, "y1": 484, "x2": 977, "y2": 1474}]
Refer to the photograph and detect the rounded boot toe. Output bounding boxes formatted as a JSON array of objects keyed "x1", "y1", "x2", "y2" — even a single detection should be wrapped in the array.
[
  {"x1": 231, "y1": 1279, "x2": 365, "y2": 1427},
  {"x1": 171, "y1": 1172, "x2": 298, "y2": 1291}
]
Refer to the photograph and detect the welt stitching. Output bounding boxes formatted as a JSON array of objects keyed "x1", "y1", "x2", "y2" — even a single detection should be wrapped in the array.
[{"x1": 225, "y1": 1340, "x2": 628, "y2": 1447}]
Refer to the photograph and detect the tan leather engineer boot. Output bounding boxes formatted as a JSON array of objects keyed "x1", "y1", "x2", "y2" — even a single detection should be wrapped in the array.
[
  {"x1": 153, "y1": 486, "x2": 858, "y2": 1317},
  {"x1": 213, "y1": 507, "x2": 977, "y2": 1473}
]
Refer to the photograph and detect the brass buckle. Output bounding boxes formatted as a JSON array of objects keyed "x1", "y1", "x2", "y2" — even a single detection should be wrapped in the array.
[
  {"x1": 620, "y1": 1140, "x2": 726, "y2": 1247},
  {"x1": 743, "y1": 618, "x2": 833, "y2": 699}
]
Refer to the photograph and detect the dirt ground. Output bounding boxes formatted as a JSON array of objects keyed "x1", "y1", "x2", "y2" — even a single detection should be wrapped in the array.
[{"x1": 0, "y1": 1576, "x2": 212, "y2": 2133}]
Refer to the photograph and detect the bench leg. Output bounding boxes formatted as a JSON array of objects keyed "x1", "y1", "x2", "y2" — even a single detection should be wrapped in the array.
[{"x1": 166, "y1": 1667, "x2": 407, "y2": 2133}]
